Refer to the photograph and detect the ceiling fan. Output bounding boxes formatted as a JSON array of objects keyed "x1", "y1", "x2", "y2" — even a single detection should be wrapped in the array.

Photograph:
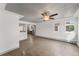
[{"x1": 41, "y1": 11, "x2": 58, "y2": 21}]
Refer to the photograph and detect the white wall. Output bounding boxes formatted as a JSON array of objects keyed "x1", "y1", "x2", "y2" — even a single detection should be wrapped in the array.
[
  {"x1": 0, "y1": 3, "x2": 6, "y2": 10},
  {"x1": 19, "y1": 20, "x2": 36, "y2": 40},
  {"x1": 36, "y1": 17, "x2": 77, "y2": 43},
  {"x1": 78, "y1": 18, "x2": 79, "y2": 46},
  {"x1": 0, "y1": 4, "x2": 23, "y2": 55},
  {"x1": 74, "y1": 8, "x2": 79, "y2": 46}
]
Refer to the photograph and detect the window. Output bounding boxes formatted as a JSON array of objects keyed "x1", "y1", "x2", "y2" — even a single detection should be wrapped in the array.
[
  {"x1": 55, "y1": 26, "x2": 58, "y2": 31},
  {"x1": 19, "y1": 23, "x2": 26, "y2": 32},
  {"x1": 54, "y1": 23, "x2": 60, "y2": 31},
  {"x1": 66, "y1": 25, "x2": 74, "y2": 32}
]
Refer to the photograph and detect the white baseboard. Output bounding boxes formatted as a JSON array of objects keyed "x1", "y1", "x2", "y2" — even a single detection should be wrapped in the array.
[
  {"x1": 0, "y1": 46, "x2": 19, "y2": 55},
  {"x1": 36, "y1": 35, "x2": 76, "y2": 43}
]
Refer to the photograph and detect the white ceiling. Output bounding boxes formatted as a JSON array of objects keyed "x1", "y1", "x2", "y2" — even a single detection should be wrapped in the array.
[{"x1": 5, "y1": 3, "x2": 79, "y2": 23}]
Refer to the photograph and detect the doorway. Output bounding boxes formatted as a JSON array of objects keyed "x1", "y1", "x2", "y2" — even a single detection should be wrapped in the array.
[{"x1": 27, "y1": 24, "x2": 36, "y2": 35}]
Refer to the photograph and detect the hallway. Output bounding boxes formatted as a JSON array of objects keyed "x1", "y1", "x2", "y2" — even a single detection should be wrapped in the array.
[{"x1": 2, "y1": 35, "x2": 79, "y2": 56}]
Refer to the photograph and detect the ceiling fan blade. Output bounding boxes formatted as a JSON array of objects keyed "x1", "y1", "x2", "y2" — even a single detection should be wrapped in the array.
[
  {"x1": 41, "y1": 13, "x2": 44, "y2": 16},
  {"x1": 50, "y1": 18, "x2": 55, "y2": 20},
  {"x1": 49, "y1": 13, "x2": 58, "y2": 17},
  {"x1": 41, "y1": 12, "x2": 49, "y2": 16}
]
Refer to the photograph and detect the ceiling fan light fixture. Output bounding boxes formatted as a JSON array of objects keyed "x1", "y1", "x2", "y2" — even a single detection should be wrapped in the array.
[{"x1": 43, "y1": 16, "x2": 49, "y2": 21}]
